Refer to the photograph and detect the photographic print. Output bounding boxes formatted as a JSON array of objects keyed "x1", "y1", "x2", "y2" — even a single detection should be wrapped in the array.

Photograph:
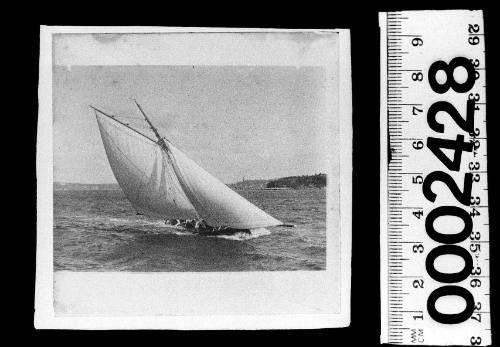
[{"x1": 36, "y1": 27, "x2": 352, "y2": 329}]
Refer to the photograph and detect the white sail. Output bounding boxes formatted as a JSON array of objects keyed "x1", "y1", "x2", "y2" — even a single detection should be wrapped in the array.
[
  {"x1": 95, "y1": 107, "x2": 283, "y2": 230},
  {"x1": 95, "y1": 112, "x2": 199, "y2": 220},
  {"x1": 166, "y1": 141, "x2": 283, "y2": 229}
]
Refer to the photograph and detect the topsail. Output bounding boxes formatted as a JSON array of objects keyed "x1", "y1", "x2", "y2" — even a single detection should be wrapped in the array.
[{"x1": 93, "y1": 104, "x2": 282, "y2": 230}]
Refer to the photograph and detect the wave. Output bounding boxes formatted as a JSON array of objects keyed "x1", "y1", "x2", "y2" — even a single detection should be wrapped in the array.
[
  {"x1": 58, "y1": 214, "x2": 275, "y2": 241},
  {"x1": 157, "y1": 226, "x2": 272, "y2": 241},
  {"x1": 217, "y1": 227, "x2": 271, "y2": 241}
]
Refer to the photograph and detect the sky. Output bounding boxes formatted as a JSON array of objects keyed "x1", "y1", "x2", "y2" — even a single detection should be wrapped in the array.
[{"x1": 53, "y1": 64, "x2": 334, "y2": 184}]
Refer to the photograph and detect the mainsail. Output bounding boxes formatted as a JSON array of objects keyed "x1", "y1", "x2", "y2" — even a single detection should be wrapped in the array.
[
  {"x1": 95, "y1": 111, "x2": 198, "y2": 220},
  {"x1": 93, "y1": 104, "x2": 283, "y2": 230}
]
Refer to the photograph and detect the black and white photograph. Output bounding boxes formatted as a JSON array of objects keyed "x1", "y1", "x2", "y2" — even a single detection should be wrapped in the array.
[{"x1": 35, "y1": 27, "x2": 352, "y2": 329}]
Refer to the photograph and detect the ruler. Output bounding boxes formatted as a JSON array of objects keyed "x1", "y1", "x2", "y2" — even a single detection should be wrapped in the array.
[{"x1": 380, "y1": 10, "x2": 491, "y2": 345}]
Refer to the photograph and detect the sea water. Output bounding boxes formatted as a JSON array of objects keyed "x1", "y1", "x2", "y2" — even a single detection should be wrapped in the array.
[{"x1": 53, "y1": 189, "x2": 326, "y2": 271}]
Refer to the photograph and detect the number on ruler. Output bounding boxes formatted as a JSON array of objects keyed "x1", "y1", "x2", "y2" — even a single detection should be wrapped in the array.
[
  {"x1": 427, "y1": 100, "x2": 476, "y2": 133},
  {"x1": 428, "y1": 57, "x2": 476, "y2": 94},
  {"x1": 424, "y1": 54, "x2": 480, "y2": 326}
]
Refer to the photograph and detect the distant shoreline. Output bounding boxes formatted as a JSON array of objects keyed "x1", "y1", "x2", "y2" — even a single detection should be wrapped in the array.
[
  {"x1": 53, "y1": 185, "x2": 326, "y2": 192},
  {"x1": 54, "y1": 173, "x2": 327, "y2": 191},
  {"x1": 54, "y1": 182, "x2": 121, "y2": 191},
  {"x1": 229, "y1": 173, "x2": 326, "y2": 190}
]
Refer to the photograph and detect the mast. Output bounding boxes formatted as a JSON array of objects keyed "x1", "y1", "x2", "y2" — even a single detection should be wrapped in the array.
[{"x1": 133, "y1": 100, "x2": 168, "y2": 150}]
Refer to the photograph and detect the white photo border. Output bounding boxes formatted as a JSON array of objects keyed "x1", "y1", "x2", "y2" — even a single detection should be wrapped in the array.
[{"x1": 35, "y1": 26, "x2": 352, "y2": 329}]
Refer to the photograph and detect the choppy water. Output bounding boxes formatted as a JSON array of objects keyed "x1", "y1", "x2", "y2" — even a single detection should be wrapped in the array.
[{"x1": 53, "y1": 189, "x2": 326, "y2": 271}]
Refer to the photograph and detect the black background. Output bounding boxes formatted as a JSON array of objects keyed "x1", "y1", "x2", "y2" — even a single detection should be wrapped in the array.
[{"x1": 18, "y1": 2, "x2": 497, "y2": 345}]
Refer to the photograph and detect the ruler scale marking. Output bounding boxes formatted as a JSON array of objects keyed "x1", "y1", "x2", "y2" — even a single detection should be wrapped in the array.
[{"x1": 380, "y1": 10, "x2": 491, "y2": 346}]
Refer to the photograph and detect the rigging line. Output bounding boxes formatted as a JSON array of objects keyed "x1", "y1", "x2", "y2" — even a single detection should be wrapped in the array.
[
  {"x1": 160, "y1": 150, "x2": 196, "y2": 207},
  {"x1": 131, "y1": 100, "x2": 183, "y2": 152},
  {"x1": 113, "y1": 115, "x2": 145, "y2": 119},
  {"x1": 133, "y1": 100, "x2": 164, "y2": 144},
  {"x1": 105, "y1": 117, "x2": 157, "y2": 148},
  {"x1": 163, "y1": 144, "x2": 218, "y2": 224},
  {"x1": 164, "y1": 147, "x2": 206, "y2": 220},
  {"x1": 102, "y1": 127, "x2": 195, "y2": 218},
  {"x1": 131, "y1": 101, "x2": 209, "y2": 223},
  {"x1": 90, "y1": 105, "x2": 157, "y2": 144}
]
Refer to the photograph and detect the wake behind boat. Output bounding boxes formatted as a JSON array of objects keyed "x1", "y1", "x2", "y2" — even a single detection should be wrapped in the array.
[{"x1": 91, "y1": 101, "x2": 291, "y2": 235}]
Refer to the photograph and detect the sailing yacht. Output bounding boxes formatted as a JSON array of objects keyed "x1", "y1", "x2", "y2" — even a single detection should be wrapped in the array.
[{"x1": 91, "y1": 101, "x2": 287, "y2": 235}]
